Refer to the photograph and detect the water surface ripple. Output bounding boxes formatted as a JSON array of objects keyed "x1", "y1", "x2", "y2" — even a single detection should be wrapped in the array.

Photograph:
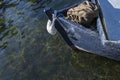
[{"x1": 0, "y1": 0, "x2": 120, "y2": 80}]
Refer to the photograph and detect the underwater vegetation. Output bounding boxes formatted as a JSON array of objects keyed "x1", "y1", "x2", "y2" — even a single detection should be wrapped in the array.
[{"x1": 0, "y1": 0, "x2": 120, "y2": 80}]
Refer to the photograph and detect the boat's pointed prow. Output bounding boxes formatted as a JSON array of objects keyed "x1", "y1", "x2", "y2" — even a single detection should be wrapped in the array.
[{"x1": 44, "y1": 8, "x2": 54, "y2": 21}]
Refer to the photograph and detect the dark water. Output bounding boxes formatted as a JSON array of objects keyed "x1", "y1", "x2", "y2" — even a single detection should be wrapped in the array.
[{"x1": 0, "y1": 0, "x2": 120, "y2": 80}]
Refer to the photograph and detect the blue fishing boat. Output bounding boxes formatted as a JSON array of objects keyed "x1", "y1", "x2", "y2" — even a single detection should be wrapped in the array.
[{"x1": 44, "y1": 0, "x2": 120, "y2": 61}]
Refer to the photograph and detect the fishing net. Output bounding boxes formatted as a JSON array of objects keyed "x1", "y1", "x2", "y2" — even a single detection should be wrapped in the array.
[{"x1": 66, "y1": 0, "x2": 99, "y2": 28}]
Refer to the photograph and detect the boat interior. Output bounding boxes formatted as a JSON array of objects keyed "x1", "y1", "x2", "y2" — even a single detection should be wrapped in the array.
[{"x1": 60, "y1": 0, "x2": 98, "y2": 31}]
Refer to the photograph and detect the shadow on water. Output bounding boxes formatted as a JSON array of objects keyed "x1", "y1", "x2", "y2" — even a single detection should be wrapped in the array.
[{"x1": 0, "y1": 0, "x2": 120, "y2": 80}]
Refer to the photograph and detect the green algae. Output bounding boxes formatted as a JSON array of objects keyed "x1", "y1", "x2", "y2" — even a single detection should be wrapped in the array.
[{"x1": 0, "y1": 0, "x2": 120, "y2": 80}]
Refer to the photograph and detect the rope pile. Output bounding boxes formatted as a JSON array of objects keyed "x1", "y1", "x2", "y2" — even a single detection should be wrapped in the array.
[{"x1": 66, "y1": 0, "x2": 99, "y2": 28}]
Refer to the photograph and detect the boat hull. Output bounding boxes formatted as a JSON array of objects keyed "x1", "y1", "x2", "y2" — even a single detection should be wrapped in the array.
[{"x1": 44, "y1": 2, "x2": 120, "y2": 61}]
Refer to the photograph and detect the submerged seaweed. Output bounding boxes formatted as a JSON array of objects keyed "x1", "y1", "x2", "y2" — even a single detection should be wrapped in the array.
[{"x1": 0, "y1": 0, "x2": 120, "y2": 80}]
